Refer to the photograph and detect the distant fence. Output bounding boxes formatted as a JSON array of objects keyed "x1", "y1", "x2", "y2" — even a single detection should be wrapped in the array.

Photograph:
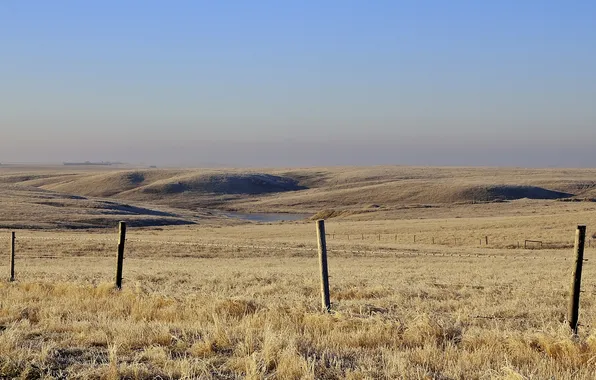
[
  {"x1": 4, "y1": 221, "x2": 594, "y2": 334},
  {"x1": 324, "y1": 232, "x2": 585, "y2": 250}
]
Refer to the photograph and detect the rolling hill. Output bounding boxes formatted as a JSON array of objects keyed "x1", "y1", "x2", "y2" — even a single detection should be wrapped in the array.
[{"x1": 0, "y1": 165, "x2": 595, "y2": 228}]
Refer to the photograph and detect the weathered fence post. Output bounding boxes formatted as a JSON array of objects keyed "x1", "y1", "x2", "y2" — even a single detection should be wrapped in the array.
[
  {"x1": 568, "y1": 225, "x2": 586, "y2": 334},
  {"x1": 485, "y1": 236, "x2": 489, "y2": 245},
  {"x1": 316, "y1": 220, "x2": 331, "y2": 312},
  {"x1": 10, "y1": 232, "x2": 15, "y2": 282},
  {"x1": 115, "y1": 221, "x2": 126, "y2": 290}
]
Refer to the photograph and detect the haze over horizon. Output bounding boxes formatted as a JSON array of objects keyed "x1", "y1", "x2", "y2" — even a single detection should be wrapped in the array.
[{"x1": 2, "y1": 1, "x2": 595, "y2": 168}]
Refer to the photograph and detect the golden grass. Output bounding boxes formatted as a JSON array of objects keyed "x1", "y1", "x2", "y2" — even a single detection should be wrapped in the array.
[
  {"x1": 3, "y1": 165, "x2": 596, "y2": 216},
  {"x1": 0, "y1": 254, "x2": 595, "y2": 379},
  {"x1": 1, "y1": 165, "x2": 596, "y2": 378},
  {"x1": 0, "y1": 221, "x2": 596, "y2": 378}
]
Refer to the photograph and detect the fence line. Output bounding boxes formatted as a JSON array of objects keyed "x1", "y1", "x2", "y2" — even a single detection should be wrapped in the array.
[
  {"x1": 18, "y1": 233, "x2": 596, "y2": 250},
  {"x1": 12, "y1": 234, "x2": 582, "y2": 261},
  {"x1": 5, "y1": 221, "x2": 592, "y2": 334},
  {"x1": 14, "y1": 236, "x2": 117, "y2": 242}
]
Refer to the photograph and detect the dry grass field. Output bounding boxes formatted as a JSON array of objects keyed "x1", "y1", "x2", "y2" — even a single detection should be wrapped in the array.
[
  {"x1": 1, "y1": 165, "x2": 596, "y2": 378},
  {"x1": 2, "y1": 165, "x2": 596, "y2": 222}
]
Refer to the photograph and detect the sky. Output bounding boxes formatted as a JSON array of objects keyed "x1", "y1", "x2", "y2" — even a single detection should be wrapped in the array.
[{"x1": 1, "y1": 1, "x2": 595, "y2": 167}]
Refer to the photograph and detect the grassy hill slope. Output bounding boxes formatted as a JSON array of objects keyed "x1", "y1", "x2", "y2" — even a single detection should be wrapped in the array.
[{"x1": 1, "y1": 166, "x2": 595, "y2": 222}]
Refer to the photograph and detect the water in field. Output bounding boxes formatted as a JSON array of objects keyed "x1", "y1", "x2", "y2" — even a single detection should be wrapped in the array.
[{"x1": 224, "y1": 211, "x2": 310, "y2": 222}]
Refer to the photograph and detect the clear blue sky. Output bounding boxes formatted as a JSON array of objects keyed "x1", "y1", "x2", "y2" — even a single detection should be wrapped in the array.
[{"x1": 1, "y1": 1, "x2": 595, "y2": 166}]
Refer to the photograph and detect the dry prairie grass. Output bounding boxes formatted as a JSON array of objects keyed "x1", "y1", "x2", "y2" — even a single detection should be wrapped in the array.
[
  {"x1": 2, "y1": 165, "x2": 596, "y2": 219},
  {"x1": 0, "y1": 222, "x2": 596, "y2": 379},
  {"x1": 68, "y1": 199, "x2": 594, "y2": 252},
  {"x1": 2, "y1": 165, "x2": 596, "y2": 378}
]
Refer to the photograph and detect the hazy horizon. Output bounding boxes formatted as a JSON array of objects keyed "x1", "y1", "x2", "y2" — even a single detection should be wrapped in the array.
[
  {"x1": 3, "y1": 137, "x2": 596, "y2": 169},
  {"x1": 2, "y1": 1, "x2": 595, "y2": 168}
]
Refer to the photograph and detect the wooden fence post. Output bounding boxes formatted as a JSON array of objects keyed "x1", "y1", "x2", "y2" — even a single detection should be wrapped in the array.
[
  {"x1": 115, "y1": 221, "x2": 126, "y2": 290},
  {"x1": 568, "y1": 225, "x2": 586, "y2": 334},
  {"x1": 316, "y1": 220, "x2": 331, "y2": 312},
  {"x1": 10, "y1": 232, "x2": 15, "y2": 282},
  {"x1": 485, "y1": 236, "x2": 489, "y2": 245}
]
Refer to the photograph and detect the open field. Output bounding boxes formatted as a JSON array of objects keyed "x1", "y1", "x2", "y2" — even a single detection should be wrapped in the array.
[
  {"x1": 2, "y1": 234, "x2": 596, "y2": 379},
  {"x1": 1, "y1": 165, "x2": 596, "y2": 378},
  {"x1": 2, "y1": 165, "x2": 596, "y2": 228}
]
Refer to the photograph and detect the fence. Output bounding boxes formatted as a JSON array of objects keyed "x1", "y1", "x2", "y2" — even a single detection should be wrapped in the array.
[
  {"x1": 324, "y1": 232, "x2": 593, "y2": 250},
  {"x1": 4, "y1": 221, "x2": 592, "y2": 334}
]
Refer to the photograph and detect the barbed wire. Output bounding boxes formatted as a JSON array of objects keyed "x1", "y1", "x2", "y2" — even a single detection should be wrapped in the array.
[
  {"x1": 15, "y1": 235, "x2": 116, "y2": 242},
  {"x1": 13, "y1": 233, "x2": 586, "y2": 249},
  {"x1": 8, "y1": 235, "x2": 578, "y2": 261},
  {"x1": 11, "y1": 227, "x2": 591, "y2": 260}
]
